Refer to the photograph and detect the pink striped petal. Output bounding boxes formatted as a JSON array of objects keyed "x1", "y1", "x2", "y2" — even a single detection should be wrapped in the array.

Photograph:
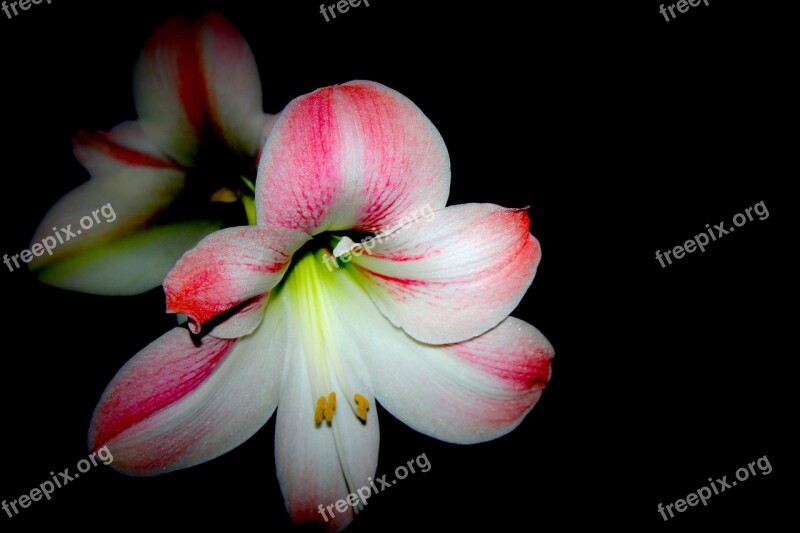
[
  {"x1": 133, "y1": 16, "x2": 203, "y2": 165},
  {"x1": 164, "y1": 225, "x2": 311, "y2": 333},
  {"x1": 364, "y1": 316, "x2": 554, "y2": 444},
  {"x1": 348, "y1": 203, "x2": 541, "y2": 344},
  {"x1": 133, "y1": 13, "x2": 267, "y2": 166},
  {"x1": 73, "y1": 121, "x2": 177, "y2": 177},
  {"x1": 199, "y1": 12, "x2": 272, "y2": 157},
  {"x1": 257, "y1": 80, "x2": 450, "y2": 235},
  {"x1": 89, "y1": 310, "x2": 285, "y2": 474}
]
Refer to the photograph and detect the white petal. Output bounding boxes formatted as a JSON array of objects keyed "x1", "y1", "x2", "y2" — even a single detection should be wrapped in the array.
[
  {"x1": 273, "y1": 252, "x2": 379, "y2": 531},
  {"x1": 275, "y1": 348, "x2": 379, "y2": 532}
]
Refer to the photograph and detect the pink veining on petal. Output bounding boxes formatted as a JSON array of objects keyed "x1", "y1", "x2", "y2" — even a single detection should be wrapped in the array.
[
  {"x1": 357, "y1": 211, "x2": 539, "y2": 308},
  {"x1": 458, "y1": 208, "x2": 542, "y2": 309},
  {"x1": 164, "y1": 226, "x2": 310, "y2": 331},
  {"x1": 258, "y1": 81, "x2": 450, "y2": 235},
  {"x1": 445, "y1": 318, "x2": 554, "y2": 428},
  {"x1": 179, "y1": 27, "x2": 212, "y2": 140},
  {"x1": 353, "y1": 269, "x2": 437, "y2": 303},
  {"x1": 199, "y1": 12, "x2": 263, "y2": 151},
  {"x1": 90, "y1": 329, "x2": 235, "y2": 449},
  {"x1": 73, "y1": 130, "x2": 177, "y2": 169},
  {"x1": 142, "y1": 17, "x2": 209, "y2": 141},
  {"x1": 139, "y1": 14, "x2": 250, "y2": 156},
  {"x1": 166, "y1": 262, "x2": 281, "y2": 324},
  {"x1": 337, "y1": 83, "x2": 404, "y2": 228},
  {"x1": 166, "y1": 256, "x2": 285, "y2": 329},
  {"x1": 348, "y1": 205, "x2": 542, "y2": 344},
  {"x1": 333, "y1": 83, "x2": 448, "y2": 232},
  {"x1": 451, "y1": 342, "x2": 554, "y2": 393},
  {"x1": 261, "y1": 86, "x2": 342, "y2": 231}
]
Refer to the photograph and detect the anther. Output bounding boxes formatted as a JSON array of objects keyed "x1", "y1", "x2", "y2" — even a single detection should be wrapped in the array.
[{"x1": 354, "y1": 394, "x2": 370, "y2": 421}]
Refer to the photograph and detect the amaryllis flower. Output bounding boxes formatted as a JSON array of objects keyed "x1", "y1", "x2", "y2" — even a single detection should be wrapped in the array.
[
  {"x1": 29, "y1": 13, "x2": 274, "y2": 295},
  {"x1": 89, "y1": 81, "x2": 553, "y2": 531}
]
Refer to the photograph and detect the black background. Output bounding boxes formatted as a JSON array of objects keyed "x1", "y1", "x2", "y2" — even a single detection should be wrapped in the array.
[{"x1": 0, "y1": 0, "x2": 790, "y2": 530}]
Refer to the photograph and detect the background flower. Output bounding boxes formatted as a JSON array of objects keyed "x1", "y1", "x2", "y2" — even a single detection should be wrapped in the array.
[{"x1": 28, "y1": 12, "x2": 274, "y2": 295}]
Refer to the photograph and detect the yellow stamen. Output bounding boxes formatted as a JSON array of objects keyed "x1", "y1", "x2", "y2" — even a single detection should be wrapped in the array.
[
  {"x1": 314, "y1": 396, "x2": 326, "y2": 425},
  {"x1": 354, "y1": 394, "x2": 370, "y2": 421},
  {"x1": 324, "y1": 392, "x2": 337, "y2": 423},
  {"x1": 210, "y1": 187, "x2": 238, "y2": 203}
]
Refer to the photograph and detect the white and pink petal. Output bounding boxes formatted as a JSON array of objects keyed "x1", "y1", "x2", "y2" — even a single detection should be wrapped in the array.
[
  {"x1": 348, "y1": 203, "x2": 541, "y2": 344},
  {"x1": 257, "y1": 80, "x2": 450, "y2": 235},
  {"x1": 199, "y1": 12, "x2": 272, "y2": 157},
  {"x1": 133, "y1": 15, "x2": 205, "y2": 166},
  {"x1": 164, "y1": 225, "x2": 311, "y2": 333},
  {"x1": 133, "y1": 13, "x2": 267, "y2": 166},
  {"x1": 89, "y1": 302, "x2": 286, "y2": 474},
  {"x1": 365, "y1": 316, "x2": 553, "y2": 444},
  {"x1": 73, "y1": 121, "x2": 177, "y2": 179}
]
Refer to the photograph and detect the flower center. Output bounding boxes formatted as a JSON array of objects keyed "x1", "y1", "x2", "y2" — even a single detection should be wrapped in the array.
[
  {"x1": 161, "y1": 141, "x2": 259, "y2": 227},
  {"x1": 279, "y1": 250, "x2": 371, "y2": 426}
]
